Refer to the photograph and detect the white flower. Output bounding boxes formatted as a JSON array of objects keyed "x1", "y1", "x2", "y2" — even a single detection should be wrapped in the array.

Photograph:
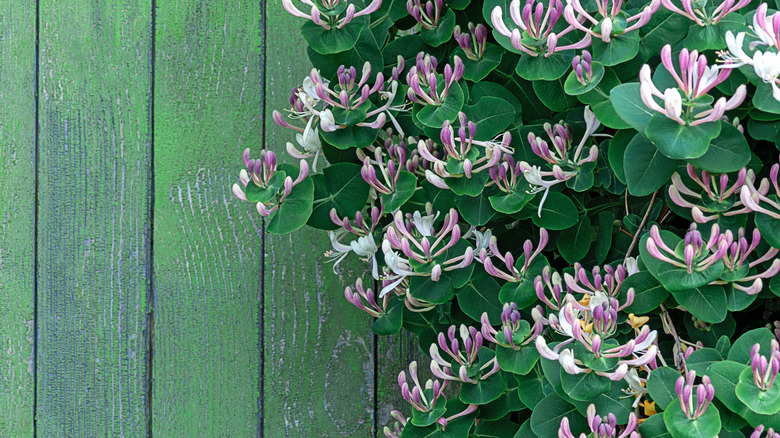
[
  {"x1": 412, "y1": 210, "x2": 439, "y2": 237},
  {"x1": 663, "y1": 88, "x2": 683, "y2": 121},
  {"x1": 319, "y1": 109, "x2": 338, "y2": 132},
  {"x1": 724, "y1": 31, "x2": 752, "y2": 67},
  {"x1": 752, "y1": 51, "x2": 780, "y2": 102}
]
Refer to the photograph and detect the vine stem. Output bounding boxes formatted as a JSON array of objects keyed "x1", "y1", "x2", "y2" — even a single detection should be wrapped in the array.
[
  {"x1": 660, "y1": 303, "x2": 688, "y2": 374},
  {"x1": 623, "y1": 190, "x2": 658, "y2": 261}
]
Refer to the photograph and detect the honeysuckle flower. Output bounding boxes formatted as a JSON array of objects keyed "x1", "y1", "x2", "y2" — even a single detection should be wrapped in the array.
[
  {"x1": 517, "y1": 163, "x2": 578, "y2": 217},
  {"x1": 344, "y1": 277, "x2": 392, "y2": 318},
  {"x1": 708, "y1": 227, "x2": 780, "y2": 295},
  {"x1": 750, "y1": 340, "x2": 780, "y2": 391},
  {"x1": 740, "y1": 158, "x2": 780, "y2": 220},
  {"x1": 572, "y1": 51, "x2": 594, "y2": 85},
  {"x1": 640, "y1": 45, "x2": 746, "y2": 126},
  {"x1": 645, "y1": 223, "x2": 730, "y2": 274},
  {"x1": 669, "y1": 165, "x2": 754, "y2": 223},
  {"x1": 675, "y1": 370, "x2": 715, "y2": 420},
  {"x1": 454, "y1": 23, "x2": 488, "y2": 61},
  {"x1": 398, "y1": 361, "x2": 448, "y2": 414},
  {"x1": 490, "y1": 0, "x2": 591, "y2": 57},
  {"x1": 232, "y1": 149, "x2": 311, "y2": 217},
  {"x1": 286, "y1": 118, "x2": 323, "y2": 173},
  {"x1": 430, "y1": 325, "x2": 501, "y2": 384},
  {"x1": 327, "y1": 204, "x2": 384, "y2": 278},
  {"x1": 660, "y1": 0, "x2": 749, "y2": 26},
  {"x1": 382, "y1": 411, "x2": 406, "y2": 438},
  {"x1": 563, "y1": 0, "x2": 659, "y2": 43},
  {"x1": 380, "y1": 206, "x2": 474, "y2": 297},
  {"x1": 418, "y1": 113, "x2": 511, "y2": 182},
  {"x1": 282, "y1": 0, "x2": 382, "y2": 29},
  {"x1": 481, "y1": 228, "x2": 549, "y2": 282},
  {"x1": 624, "y1": 367, "x2": 649, "y2": 408},
  {"x1": 722, "y1": 19, "x2": 780, "y2": 102},
  {"x1": 405, "y1": 53, "x2": 464, "y2": 106},
  {"x1": 752, "y1": 425, "x2": 780, "y2": 438},
  {"x1": 359, "y1": 135, "x2": 410, "y2": 196},
  {"x1": 528, "y1": 109, "x2": 600, "y2": 168},
  {"x1": 535, "y1": 265, "x2": 569, "y2": 311},
  {"x1": 564, "y1": 263, "x2": 633, "y2": 303},
  {"x1": 480, "y1": 303, "x2": 544, "y2": 349},
  {"x1": 559, "y1": 404, "x2": 640, "y2": 438},
  {"x1": 407, "y1": 0, "x2": 444, "y2": 30}
]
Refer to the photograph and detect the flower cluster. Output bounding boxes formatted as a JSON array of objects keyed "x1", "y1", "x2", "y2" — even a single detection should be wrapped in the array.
[
  {"x1": 559, "y1": 404, "x2": 640, "y2": 438},
  {"x1": 750, "y1": 340, "x2": 780, "y2": 392},
  {"x1": 668, "y1": 165, "x2": 753, "y2": 223},
  {"x1": 675, "y1": 371, "x2": 715, "y2": 421}
]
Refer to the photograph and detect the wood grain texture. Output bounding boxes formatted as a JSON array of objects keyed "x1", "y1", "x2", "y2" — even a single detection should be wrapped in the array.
[
  {"x1": 376, "y1": 332, "x2": 423, "y2": 429},
  {"x1": 36, "y1": 1, "x2": 151, "y2": 436},
  {"x1": 152, "y1": 1, "x2": 263, "y2": 435},
  {"x1": 0, "y1": 1, "x2": 35, "y2": 435},
  {"x1": 263, "y1": 2, "x2": 376, "y2": 436}
]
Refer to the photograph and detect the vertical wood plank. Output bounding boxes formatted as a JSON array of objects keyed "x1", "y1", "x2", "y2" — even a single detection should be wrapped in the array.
[
  {"x1": 152, "y1": 1, "x2": 263, "y2": 435},
  {"x1": 37, "y1": 1, "x2": 151, "y2": 436},
  {"x1": 263, "y1": 3, "x2": 376, "y2": 436},
  {"x1": 376, "y1": 333, "x2": 424, "y2": 429},
  {"x1": 0, "y1": 1, "x2": 35, "y2": 435}
]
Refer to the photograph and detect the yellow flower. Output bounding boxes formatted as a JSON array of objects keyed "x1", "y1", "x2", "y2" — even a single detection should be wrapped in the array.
[
  {"x1": 628, "y1": 313, "x2": 649, "y2": 330},
  {"x1": 641, "y1": 400, "x2": 657, "y2": 417}
]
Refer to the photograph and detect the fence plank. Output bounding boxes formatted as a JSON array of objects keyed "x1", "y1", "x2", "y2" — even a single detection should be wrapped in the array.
[
  {"x1": 262, "y1": 2, "x2": 376, "y2": 436},
  {"x1": 377, "y1": 333, "x2": 424, "y2": 431},
  {"x1": 36, "y1": 1, "x2": 150, "y2": 435},
  {"x1": 0, "y1": 1, "x2": 35, "y2": 435},
  {"x1": 151, "y1": 1, "x2": 263, "y2": 435}
]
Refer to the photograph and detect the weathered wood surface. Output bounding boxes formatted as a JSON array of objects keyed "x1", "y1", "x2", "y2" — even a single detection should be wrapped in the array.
[
  {"x1": 36, "y1": 1, "x2": 151, "y2": 436},
  {"x1": 263, "y1": 1, "x2": 379, "y2": 436},
  {"x1": 152, "y1": 1, "x2": 263, "y2": 435},
  {"x1": 0, "y1": 1, "x2": 422, "y2": 436},
  {"x1": 0, "y1": 1, "x2": 36, "y2": 435}
]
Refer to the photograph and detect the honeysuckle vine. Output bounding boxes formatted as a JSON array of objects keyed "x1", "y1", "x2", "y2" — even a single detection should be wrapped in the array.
[{"x1": 235, "y1": 0, "x2": 780, "y2": 434}]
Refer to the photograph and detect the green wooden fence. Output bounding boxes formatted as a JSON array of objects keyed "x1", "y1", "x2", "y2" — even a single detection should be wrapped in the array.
[{"x1": 0, "y1": 1, "x2": 420, "y2": 436}]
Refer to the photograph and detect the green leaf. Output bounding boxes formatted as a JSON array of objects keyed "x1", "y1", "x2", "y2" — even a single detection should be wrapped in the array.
[
  {"x1": 645, "y1": 115, "x2": 721, "y2": 160},
  {"x1": 611, "y1": 83, "x2": 654, "y2": 132},
  {"x1": 686, "y1": 348, "x2": 723, "y2": 375},
  {"x1": 456, "y1": 269, "x2": 502, "y2": 324},
  {"x1": 530, "y1": 394, "x2": 588, "y2": 437},
  {"x1": 670, "y1": 284, "x2": 727, "y2": 324},
  {"x1": 403, "y1": 399, "x2": 478, "y2": 438},
  {"x1": 736, "y1": 367, "x2": 780, "y2": 415},
  {"x1": 455, "y1": 190, "x2": 496, "y2": 226},
  {"x1": 459, "y1": 372, "x2": 505, "y2": 404},
  {"x1": 244, "y1": 171, "x2": 286, "y2": 203},
  {"x1": 753, "y1": 80, "x2": 780, "y2": 114},
  {"x1": 420, "y1": 8, "x2": 456, "y2": 47},
  {"x1": 371, "y1": 299, "x2": 404, "y2": 335},
  {"x1": 496, "y1": 346, "x2": 540, "y2": 375},
  {"x1": 514, "y1": 365, "x2": 548, "y2": 409},
  {"x1": 639, "y1": 9, "x2": 688, "y2": 60},
  {"x1": 381, "y1": 171, "x2": 418, "y2": 212},
  {"x1": 728, "y1": 328, "x2": 777, "y2": 365},
  {"x1": 564, "y1": 62, "x2": 605, "y2": 95},
  {"x1": 306, "y1": 29, "x2": 383, "y2": 79},
  {"x1": 574, "y1": 381, "x2": 635, "y2": 423},
  {"x1": 446, "y1": 171, "x2": 489, "y2": 197},
  {"x1": 560, "y1": 369, "x2": 611, "y2": 401},
  {"x1": 308, "y1": 163, "x2": 369, "y2": 229},
  {"x1": 725, "y1": 283, "x2": 758, "y2": 312},
  {"x1": 624, "y1": 133, "x2": 678, "y2": 197},
  {"x1": 639, "y1": 413, "x2": 672, "y2": 438},
  {"x1": 606, "y1": 129, "x2": 633, "y2": 185},
  {"x1": 410, "y1": 399, "x2": 448, "y2": 427},
  {"x1": 653, "y1": 256, "x2": 725, "y2": 292},
  {"x1": 647, "y1": 367, "x2": 682, "y2": 410},
  {"x1": 754, "y1": 205, "x2": 780, "y2": 248},
  {"x1": 686, "y1": 123, "x2": 750, "y2": 173},
  {"x1": 515, "y1": 51, "x2": 574, "y2": 81},
  {"x1": 413, "y1": 80, "x2": 465, "y2": 128},
  {"x1": 534, "y1": 77, "x2": 580, "y2": 112},
  {"x1": 663, "y1": 396, "x2": 721, "y2": 438},
  {"x1": 530, "y1": 192, "x2": 579, "y2": 230},
  {"x1": 594, "y1": 211, "x2": 614, "y2": 264},
  {"x1": 684, "y1": 14, "x2": 745, "y2": 51},
  {"x1": 472, "y1": 418, "x2": 522, "y2": 438},
  {"x1": 489, "y1": 190, "x2": 533, "y2": 214},
  {"x1": 267, "y1": 166, "x2": 314, "y2": 234},
  {"x1": 455, "y1": 44, "x2": 505, "y2": 82},
  {"x1": 705, "y1": 360, "x2": 749, "y2": 415},
  {"x1": 578, "y1": 69, "x2": 630, "y2": 129},
  {"x1": 409, "y1": 275, "x2": 454, "y2": 304},
  {"x1": 320, "y1": 124, "x2": 380, "y2": 149},
  {"x1": 461, "y1": 96, "x2": 516, "y2": 141},
  {"x1": 300, "y1": 16, "x2": 366, "y2": 55},
  {"x1": 591, "y1": 31, "x2": 640, "y2": 66},
  {"x1": 618, "y1": 271, "x2": 670, "y2": 314},
  {"x1": 557, "y1": 214, "x2": 592, "y2": 264},
  {"x1": 498, "y1": 254, "x2": 549, "y2": 309}
]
